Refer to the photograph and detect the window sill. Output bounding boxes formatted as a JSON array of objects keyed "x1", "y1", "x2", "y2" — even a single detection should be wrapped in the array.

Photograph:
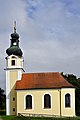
[
  {"x1": 43, "y1": 107, "x2": 51, "y2": 110},
  {"x1": 25, "y1": 108, "x2": 32, "y2": 110},
  {"x1": 65, "y1": 107, "x2": 71, "y2": 109}
]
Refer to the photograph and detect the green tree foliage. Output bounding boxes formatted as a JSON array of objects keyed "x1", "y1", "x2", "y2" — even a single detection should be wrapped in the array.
[
  {"x1": 61, "y1": 72, "x2": 80, "y2": 116},
  {"x1": 0, "y1": 88, "x2": 6, "y2": 109}
]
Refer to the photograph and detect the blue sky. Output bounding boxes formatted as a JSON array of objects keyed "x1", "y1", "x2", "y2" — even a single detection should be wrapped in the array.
[{"x1": 0, "y1": 0, "x2": 80, "y2": 90}]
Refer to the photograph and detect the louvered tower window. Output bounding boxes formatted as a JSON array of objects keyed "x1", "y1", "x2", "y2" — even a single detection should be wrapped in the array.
[{"x1": 12, "y1": 60, "x2": 15, "y2": 66}]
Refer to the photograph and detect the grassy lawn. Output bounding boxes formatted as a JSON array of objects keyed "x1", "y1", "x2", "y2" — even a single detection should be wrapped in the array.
[
  {"x1": 1, "y1": 116, "x2": 27, "y2": 120},
  {"x1": 1, "y1": 116, "x2": 80, "y2": 120}
]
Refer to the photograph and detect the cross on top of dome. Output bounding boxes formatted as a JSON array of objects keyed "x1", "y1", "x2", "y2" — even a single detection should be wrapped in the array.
[{"x1": 14, "y1": 21, "x2": 16, "y2": 33}]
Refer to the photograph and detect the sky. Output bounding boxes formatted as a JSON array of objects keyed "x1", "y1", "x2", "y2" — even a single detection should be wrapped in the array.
[{"x1": 0, "y1": 0, "x2": 80, "y2": 90}]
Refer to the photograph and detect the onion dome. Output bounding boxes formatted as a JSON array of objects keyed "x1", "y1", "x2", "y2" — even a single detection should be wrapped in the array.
[
  {"x1": 11, "y1": 32, "x2": 19, "y2": 39},
  {"x1": 6, "y1": 21, "x2": 23, "y2": 57},
  {"x1": 6, "y1": 45, "x2": 23, "y2": 57}
]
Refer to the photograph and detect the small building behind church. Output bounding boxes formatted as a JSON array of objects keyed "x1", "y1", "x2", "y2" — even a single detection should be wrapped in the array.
[{"x1": 5, "y1": 23, "x2": 75, "y2": 117}]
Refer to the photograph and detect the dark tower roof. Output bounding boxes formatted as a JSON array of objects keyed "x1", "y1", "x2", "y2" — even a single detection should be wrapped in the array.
[{"x1": 6, "y1": 21, "x2": 23, "y2": 57}]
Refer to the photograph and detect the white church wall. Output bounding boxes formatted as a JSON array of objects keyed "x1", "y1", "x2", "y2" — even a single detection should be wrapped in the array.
[{"x1": 16, "y1": 89, "x2": 60, "y2": 116}]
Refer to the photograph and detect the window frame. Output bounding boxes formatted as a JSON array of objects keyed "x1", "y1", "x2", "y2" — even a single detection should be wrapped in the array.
[
  {"x1": 13, "y1": 108, "x2": 15, "y2": 111},
  {"x1": 24, "y1": 94, "x2": 33, "y2": 110},
  {"x1": 11, "y1": 60, "x2": 15, "y2": 66},
  {"x1": 42, "y1": 93, "x2": 52, "y2": 109},
  {"x1": 65, "y1": 93, "x2": 71, "y2": 108},
  {"x1": 13, "y1": 97, "x2": 15, "y2": 101}
]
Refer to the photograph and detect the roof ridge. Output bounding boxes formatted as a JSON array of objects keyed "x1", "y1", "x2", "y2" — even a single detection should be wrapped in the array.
[{"x1": 22, "y1": 72, "x2": 59, "y2": 75}]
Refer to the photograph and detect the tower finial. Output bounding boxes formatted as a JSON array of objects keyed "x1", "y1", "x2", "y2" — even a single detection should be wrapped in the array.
[{"x1": 14, "y1": 21, "x2": 16, "y2": 33}]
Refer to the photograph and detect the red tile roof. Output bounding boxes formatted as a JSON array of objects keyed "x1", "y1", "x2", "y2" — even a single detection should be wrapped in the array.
[{"x1": 15, "y1": 72, "x2": 74, "y2": 90}]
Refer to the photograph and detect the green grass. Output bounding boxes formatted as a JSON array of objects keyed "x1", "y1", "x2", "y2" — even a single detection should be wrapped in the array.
[
  {"x1": 1, "y1": 116, "x2": 16, "y2": 120},
  {"x1": 1, "y1": 116, "x2": 80, "y2": 120},
  {"x1": 1, "y1": 116, "x2": 27, "y2": 120}
]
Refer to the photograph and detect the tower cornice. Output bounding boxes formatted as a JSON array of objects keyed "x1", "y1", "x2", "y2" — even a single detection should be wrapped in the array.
[{"x1": 4, "y1": 68, "x2": 25, "y2": 72}]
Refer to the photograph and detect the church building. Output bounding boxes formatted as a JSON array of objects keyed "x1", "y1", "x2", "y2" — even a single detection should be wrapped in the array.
[{"x1": 5, "y1": 23, "x2": 75, "y2": 117}]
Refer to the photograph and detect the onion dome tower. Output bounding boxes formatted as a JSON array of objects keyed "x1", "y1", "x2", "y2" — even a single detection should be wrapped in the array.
[
  {"x1": 6, "y1": 21, "x2": 23, "y2": 57},
  {"x1": 5, "y1": 21, "x2": 24, "y2": 116}
]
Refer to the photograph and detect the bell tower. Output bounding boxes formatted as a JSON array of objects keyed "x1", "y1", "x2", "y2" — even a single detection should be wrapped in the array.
[{"x1": 5, "y1": 22, "x2": 24, "y2": 115}]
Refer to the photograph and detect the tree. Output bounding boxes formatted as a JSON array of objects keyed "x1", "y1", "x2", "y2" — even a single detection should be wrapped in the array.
[
  {"x1": 61, "y1": 72, "x2": 80, "y2": 116},
  {"x1": 0, "y1": 88, "x2": 6, "y2": 109}
]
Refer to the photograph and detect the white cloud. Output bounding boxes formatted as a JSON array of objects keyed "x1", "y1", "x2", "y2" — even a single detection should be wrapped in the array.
[{"x1": 0, "y1": 0, "x2": 80, "y2": 90}]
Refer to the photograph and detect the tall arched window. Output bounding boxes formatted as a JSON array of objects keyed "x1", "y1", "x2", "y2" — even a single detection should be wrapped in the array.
[
  {"x1": 65, "y1": 93, "x2": 71, "y2": 108},
  {"x1": 25, "y1": 95, "x2": 32, "y2": 109},
  {"x1": 44, "y1": 94, "x2": 51, "y2": 108}
]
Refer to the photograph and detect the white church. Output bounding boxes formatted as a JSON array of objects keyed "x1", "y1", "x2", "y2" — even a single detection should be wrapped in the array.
[{"x1": 5, "y1": 22, "x2": 75, "y2": 117}]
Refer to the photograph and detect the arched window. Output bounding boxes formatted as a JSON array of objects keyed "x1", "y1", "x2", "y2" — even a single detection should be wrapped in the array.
[
  {"x1": 25, "y1": 95, "x2": 32, "y2": 109},
  {"x1": 44, "y1": 94, "x2": 51, "y2": 108},
  {"x1": 65, "y1": 93, "x2": 71, "y2": 108}
]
